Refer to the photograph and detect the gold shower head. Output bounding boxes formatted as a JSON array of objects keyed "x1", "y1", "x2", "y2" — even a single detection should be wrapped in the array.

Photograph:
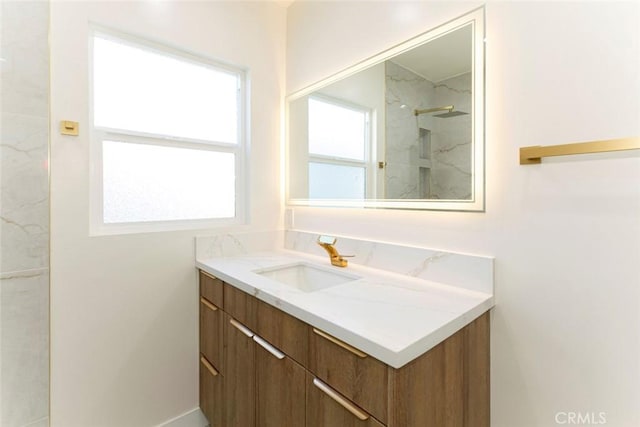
[{"x1": 414, "y1": 105, "x2": 468, "y2": 118}]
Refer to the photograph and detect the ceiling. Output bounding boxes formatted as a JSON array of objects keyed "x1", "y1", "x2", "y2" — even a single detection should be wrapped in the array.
[{"x1": 391, "y1": 24, "x2": 472, "y2": 83}]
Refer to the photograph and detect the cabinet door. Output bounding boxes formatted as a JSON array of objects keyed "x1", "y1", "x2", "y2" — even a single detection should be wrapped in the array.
[
  {"x1": 224, "y1": 313, "x2": 256, "y2": 427},
  {"x1": 306, "y1": 373, "x2": 385, "y2": 427},
  {"x1": 255, "y1": 335, "x2": 306, "y2": 427},
  {"x1": 200, "y1": 296, "x2": 223, "y2": 370},
  {"x1": 200, "y1": 355, "x2": 223, "y2": 427}
]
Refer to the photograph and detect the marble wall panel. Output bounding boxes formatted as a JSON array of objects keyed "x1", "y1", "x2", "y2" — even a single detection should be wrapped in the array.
[
  {"x1": 1, "y1": 113, "x2": 50, "y2": 272},
  {"x1": 0, "y1": 270, "x2": 49, "y2": 427},
  {"x1": 1, "y1": 1, "x2": 50, "y2": 426}
]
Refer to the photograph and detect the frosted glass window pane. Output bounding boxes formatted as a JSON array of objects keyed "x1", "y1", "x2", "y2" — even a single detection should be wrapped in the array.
[
  {"x1": 94, "y1": 35, "x2": 239, "y2": 143},
  {"x1": 309, "y1": 162, "x2": 365, "y2": 199},
  {"x1": 103, "y1": 141, "x2": 235, "y2": 223},
  {"x1": 308, "y1": 98, "x2": 366, "y2": 161}
]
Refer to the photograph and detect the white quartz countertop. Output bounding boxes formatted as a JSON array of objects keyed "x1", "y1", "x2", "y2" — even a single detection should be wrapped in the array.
[{"x1": 196, "y1": 250, "x2": 493, "y2": 369}]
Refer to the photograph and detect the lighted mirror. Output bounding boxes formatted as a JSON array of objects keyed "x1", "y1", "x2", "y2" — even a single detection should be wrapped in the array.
[{"x1": 286, "y1": 8, "x2": 485, "y2": 211}]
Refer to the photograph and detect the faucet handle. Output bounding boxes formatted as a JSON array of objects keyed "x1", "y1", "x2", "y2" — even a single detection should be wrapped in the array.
[
  {"x1": 317, "y1": 235, "x2": 337, "y2": 245},
  {"x1": 317, "y1": 235, "x2": 354, "y2": 257}
]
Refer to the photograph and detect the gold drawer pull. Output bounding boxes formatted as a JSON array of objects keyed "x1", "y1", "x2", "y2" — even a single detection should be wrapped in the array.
[
  {"x1": 312, "y1": 378, "x2": 369, "y2": 421},
  {"x1": 200, "y1": 355, "x2": 219, "y2": 377},
  {"x1": 200, "y1": 270, "x2": 218, "y2": 281},
  {"x1": 312, "y1": 328, "x2": 367, "y2": 358},
  {"x1": 200, "y1": 296, "x2": 218, "y2": 312},
  {"x1": 229, "y1": 318, "x2": 255, "y2": 338}
]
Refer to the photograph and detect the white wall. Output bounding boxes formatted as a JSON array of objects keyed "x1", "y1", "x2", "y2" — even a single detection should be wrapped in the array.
[
  {"x1": 49, "y1": 2, "x2": 285, "y2": 426},
  {"x1": 287, "y1": 1, "x2": 640, "y2": 426}
]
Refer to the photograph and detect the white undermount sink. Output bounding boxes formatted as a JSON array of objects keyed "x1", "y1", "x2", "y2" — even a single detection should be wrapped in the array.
[{"x1": 254, "y1": 262, "x2": 361, "y2": 292}]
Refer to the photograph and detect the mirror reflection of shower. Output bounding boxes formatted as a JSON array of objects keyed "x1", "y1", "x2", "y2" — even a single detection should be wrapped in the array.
[
  {"x1": 384, "y1": 59, "x2": 472, "y2": 200},
  {"x1": 414, "y1": 105, "x2": 468, "y2": 118}
]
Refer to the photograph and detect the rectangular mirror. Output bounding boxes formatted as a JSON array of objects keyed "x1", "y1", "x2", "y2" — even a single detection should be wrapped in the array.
[{"x1": 286, "y1": 8, "x2": 485, "y2": 211}]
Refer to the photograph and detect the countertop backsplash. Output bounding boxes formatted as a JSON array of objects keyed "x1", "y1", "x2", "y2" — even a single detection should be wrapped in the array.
[
  {"x1": 196, "y1": 229, "x2": 493, "y2": 295},
  {"x1": 284, "y1": 230, "x2": 493, "y2": 294},
  {"x1": 195, "y1": 230, "x2": 284, "y2": 259}
]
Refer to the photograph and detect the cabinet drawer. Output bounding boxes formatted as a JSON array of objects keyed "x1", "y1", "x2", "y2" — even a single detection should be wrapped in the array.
[
  {"x1": 199, "y1": 270, "x2": 223, "y2": 308},
  {"x1": 309, "y1": 328, "x2": 388, "y2": 424},
  {"x1": 306, "y1": 373, "x2": 385, "y2": 427},
  {"x1": 224, "y1": 283, "x2": 258, "y2": 331},
  {"x1": 200, "y1": 354, "x2": 223, "y2": 427},
  {"x1": 256, "y1": 300, "x2": 309, "y2": 366},
  {"x1": 200, "y1": 296, "x2": 223, "y2": 370}
]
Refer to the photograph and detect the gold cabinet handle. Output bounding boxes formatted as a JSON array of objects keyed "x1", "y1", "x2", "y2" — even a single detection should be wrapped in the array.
[
  {"x1": 312, "y1": 328, "x2": 367, "y2": 358},
  {"x1": 312, "y1": 378, "x2": 369, "y2": 421},
  {"x1": 229, "y1": 318, "x2": 255, "y2": 338},
  {"x1": 200, "y1": 270, "x2": 218, "y2": 280},
  {"x1": 200, "y1": 296, "x2": 218, "y2": 312},
  {"x1": 200, "y1": 355, "x2": 219, "y2": 377},
  {"x1": 253, "y1": 335, "x2": 285, "y2": 360}
]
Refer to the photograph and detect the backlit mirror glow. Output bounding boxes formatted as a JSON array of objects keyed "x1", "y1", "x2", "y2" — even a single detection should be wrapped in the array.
[{"x1": 286, "y1": 8, "x2": 485, "y2": 211}]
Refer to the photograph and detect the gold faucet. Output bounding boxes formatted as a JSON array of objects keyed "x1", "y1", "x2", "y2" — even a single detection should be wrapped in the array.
[{"x1": 317, "y1": 235, "x2": 352, "y2": 267}]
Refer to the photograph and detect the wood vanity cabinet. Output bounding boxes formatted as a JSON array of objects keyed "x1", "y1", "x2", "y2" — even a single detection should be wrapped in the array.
[
  {"x1": 199, "y1": 269, "x2": 490, "y2": 427},
  {"x1": 256, "y1": 300, "x2": 308, "y2": 366},
  {"x1": 255, "y1": 339, "x2": 306, "y2": 427},
  {"x1": 199, "y1": 355, "x2": 223, "y2": 427},
  {"x1": 223, "y1": 312, "x2": 256, "y2": 426},
  {"x1": 200, "y1": 271, "x2": 224, "y2": 307},
  {"x1": 224, "y1": 282, "x2": 257, "y2": 331},
  {"x1": 199, "y1": 270, "x2": 225, "y2": 426},
  {"x1": 308, "y1": 327, "x2": 388, "y2": 423},
  {"x1": 306, "y1": 373, "x2": 385, "y2": 427},
  {"x1": 200, "y1": 294, "x2": 223, "y2": 371}
]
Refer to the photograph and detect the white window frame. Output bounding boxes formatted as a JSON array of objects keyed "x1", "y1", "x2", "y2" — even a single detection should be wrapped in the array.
[
  {"x1": 307, "y1": 95, "x2": 373, "y2": 199},
  {"x1": 89, "y1": 27, "x2": 249, "y2": 235}
]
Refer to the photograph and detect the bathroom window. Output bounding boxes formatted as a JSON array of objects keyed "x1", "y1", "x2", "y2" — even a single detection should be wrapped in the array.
[
  {"x1": 90, "y1": 29, "x2": 246, "y2": 233},
  {"x1": 307, "y1": 96, "x2": 370, "y2": 199}
]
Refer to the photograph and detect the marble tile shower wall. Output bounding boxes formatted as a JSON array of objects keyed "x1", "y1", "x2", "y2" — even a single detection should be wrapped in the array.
[
  {"x1": 0, "y1": 1, "x2": 50, "y2": 427},
  {"x1": 431, "y1": 72, "x2": 472, "y2": 200},
  {"x1": 384, "y1": 61, "x2": 472, "y2": 200},
  {"x1": 385, "y1": 60, "x2": 435, "y2": 199}
]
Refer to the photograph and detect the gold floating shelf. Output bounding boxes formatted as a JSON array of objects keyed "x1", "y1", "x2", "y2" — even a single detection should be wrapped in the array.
[{"x1": 520, "y1": 137, "x2": 640, "y2": 165}]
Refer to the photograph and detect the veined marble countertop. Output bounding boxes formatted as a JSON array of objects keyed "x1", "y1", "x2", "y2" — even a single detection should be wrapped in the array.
[{"x1": 196, "y1": 249, "x2": 493, "y2": 369}]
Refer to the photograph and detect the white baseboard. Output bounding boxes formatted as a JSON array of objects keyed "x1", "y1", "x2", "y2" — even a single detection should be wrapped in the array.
[{"x1": 156, "y1": 408, "x2": 208, "y2": 427}]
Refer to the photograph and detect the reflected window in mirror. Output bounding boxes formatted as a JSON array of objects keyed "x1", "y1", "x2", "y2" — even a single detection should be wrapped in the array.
[{"x1": 307, "y1": 96, "x2": 372, "y2": 199}]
